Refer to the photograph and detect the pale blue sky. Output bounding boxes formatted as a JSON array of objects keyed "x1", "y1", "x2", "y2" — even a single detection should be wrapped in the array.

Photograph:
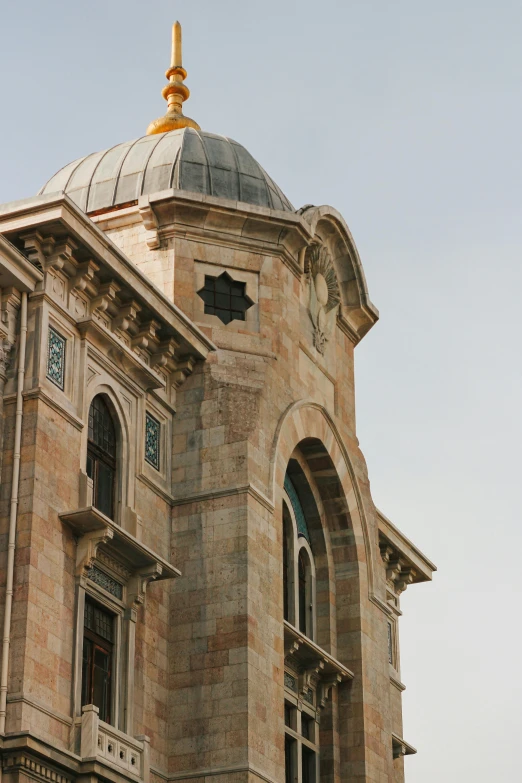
[{"x1": 2, "y1": 1, "x2": 521, "y2": 780}]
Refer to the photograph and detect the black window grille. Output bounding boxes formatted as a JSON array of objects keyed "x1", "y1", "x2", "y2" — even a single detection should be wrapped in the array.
[
  {"x1": 87, "y1": 396, "x2": 116, "y2": 519},
  {"x1": 197, "y1": 272, "x2": 253, "y2": 325}
]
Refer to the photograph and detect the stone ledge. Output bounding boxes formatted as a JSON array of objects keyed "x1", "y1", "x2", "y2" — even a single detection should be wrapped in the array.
[
  {"x1": 60, "y1": 506, "x2": 180, "y2": 601},
  {"x1": 392, "y1": 732, "x2": 417, "y2": 758}
]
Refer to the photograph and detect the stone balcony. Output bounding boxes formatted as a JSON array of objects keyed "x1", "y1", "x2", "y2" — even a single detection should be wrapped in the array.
[{"x1": 80, "y1": 705, "x2": 150, "y2": 783}]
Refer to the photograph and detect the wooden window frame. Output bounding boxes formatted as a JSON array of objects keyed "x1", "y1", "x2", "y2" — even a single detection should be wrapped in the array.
[
  {"x1": 87, "y1": 395, "x2": 117, "y2": 521},
  {"x1": 81, "y1": 598, "x2": 115, "y2": 724}
]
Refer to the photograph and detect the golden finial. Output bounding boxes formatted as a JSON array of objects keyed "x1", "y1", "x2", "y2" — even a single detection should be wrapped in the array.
[{"x1": 146, "y1": 21, "x2": 200, "y2": 135}]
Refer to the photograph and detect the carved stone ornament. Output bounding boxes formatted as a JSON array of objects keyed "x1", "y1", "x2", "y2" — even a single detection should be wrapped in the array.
[
  {"x1": 306, "y1": 244, "x2": 341, "y2": 354},
  {"x1": 0, "y1": 340, "x2": 13, "y2": 380},
  {"x1": 379, "y1": 541, "x2": 417, "y2": 596}
]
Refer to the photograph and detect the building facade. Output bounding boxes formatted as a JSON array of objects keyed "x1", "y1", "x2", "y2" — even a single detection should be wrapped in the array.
[{"x1": 0, "y1": 24, "x2": 435, "y2": 783}]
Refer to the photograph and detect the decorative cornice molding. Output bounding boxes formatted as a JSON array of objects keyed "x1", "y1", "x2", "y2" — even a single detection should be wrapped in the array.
[
  {"x1": 6, "y1": 693, "x2": 73, "y2": 727},
  {"x1": 164, "y1": 762, "x2": 279, "y2": 783},
  {"x1": 390, "y1": 673, "x2": 406, "y2": 692},
  {"x1": 17, "y1": 387, "x2": 84, "y2": 431},
  {"x1": 171, "y1": 482, "x2": 275, "y2": 513},
  {"x1": 2, "y1": 753, "x2": 74, "y2": 783},
  {"x1": 137, "y1": 472, "x2": 176, "y2": 507},
  {"x1": 379, "y1": 540, "x2": 417, "y2": 596}
]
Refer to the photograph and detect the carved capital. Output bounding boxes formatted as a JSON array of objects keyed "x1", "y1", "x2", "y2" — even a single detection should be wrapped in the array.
[
  {"x1": 298, "y1": 659, "x2": 325, "y2": 696},
  {"x1": 151, "y1": 337, "x2": 179, "y2": 371},
  {"x1": 91, "y1": 281, "x2": 121, "y2": 316},
  {"x1": 380, "y1": 541, "x2": 416, "y2": 595},
  {"x1": 76, "y1": 528, "x2": 115, "y2": 576},
  {"x1": 138, "y1": 202, "x2": 160, "y2": 250},
  {"x1": 45, "y1": 237, "x2": 78, "y2": 272},
  {"x1": 19, "y1": 231, "x2": 53, "y2": 270},
  {"x1": 127, "y1": 563, "x2": 163, "y2": 607},
  {"x1": 0, "y1": 339, "x2": 13, "y2": 380},
  {"x1": 318, "y1": 673, "x2": 342, "y2": 709},
  {"x1": 113, "y1": 300, "x2": 142, "y2": 342},
  {"x1": 70, "y1": 259, "x2": 100, "y2": 294},
  {"x1": 131, "y1": 320, "x2": 161, "y2": 352},
  {"x1": 171, "y1": 355, "x2": 197, "y2": 389}
]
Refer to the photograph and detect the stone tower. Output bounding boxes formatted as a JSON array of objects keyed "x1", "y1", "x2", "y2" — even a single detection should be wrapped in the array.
[{"x1": 0, "y1": 23, "x2": 435, "y2": 783}]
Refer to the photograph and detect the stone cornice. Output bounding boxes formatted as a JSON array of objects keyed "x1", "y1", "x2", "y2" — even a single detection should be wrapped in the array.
[
  {"x1": 392, "y1": 732, "x2": 417, "y2": 758},
  {"x1": 0, "y1": 194, "x2": 215, "y2": 362},
  {"x1": 136, "y1": 190, "x2": 310, "y2": 280},
  {"x1": 170, "y1": 482, "x2": 275, "y2": 513},
  {"x1": 377, "y1": 509, "x2": 437, "y2": 586},
  {"x1": 0, "y1": 233, "x2": 44, "y2": 291},
  {"x1": 59, "y1": 506, "x2": 180, "y2": 598}
]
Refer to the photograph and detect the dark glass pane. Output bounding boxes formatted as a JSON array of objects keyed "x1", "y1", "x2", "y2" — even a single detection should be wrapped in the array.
[
  {"x1": 215, "y1": 293, "x2": 230, "y2": 309},
  {"x1": 215, "y1": 276, "x2": 230, "y2": 293},
  {"x1": 95, "y1": 461, "x2": 114, "y2": 519},
  {"x1": 88, "y1": 406, "x2": 94, "y2": 441},
  {"x1": 216, "y1": 309, "x2": 231, "y2": 324},
  {"x1": 85, "y1": 601, "x2": 114, "y2": 642},
  {"x1": 284, "y1": 703, "x2": 294, "y2": 728},
  {"x1": 231, "y1": 296, "x2": 248, "y2": 311},
  {"x1": 283, "y1": 508, "x2": 291, "y2": 622},
  {"x1": 198, "y1": 273, "x2": 253, "y2": 325},
  {"x1": 285, "y1": 735, "x2": 296, "y2": 783},
  {"x1": 302, "y1": 747, "x2": 316, "y2": 783},
  {"x1": 93, "y1": 646, "x2": 111, "y2": 722},
  {"x1": 81, "y1": 637, "x2": 93, "y2": 707},
  {"x1": 299, "y1": 550, "x2": 307, "y2": 635},
  {"x1": 89, "y1": 396, "x2": 116, "y2": 458},
  {"x1": 86, "y1": 453, "x2": 94, "y2": 480},
  {"x1": 94, "y1": 605, "x2": 114, "y2": 642},
  {"x1": 301, "y1": 714, "x2": 314, "y2": 740},
  {"x1": 84, "y1": 601, "x2": 94, "y2": 632},
  {"x1": 199, "y1": 289, "x2": 215, "y2": 305}
]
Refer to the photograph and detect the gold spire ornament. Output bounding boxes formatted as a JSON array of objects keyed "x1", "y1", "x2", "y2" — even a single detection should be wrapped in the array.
[{"x1": 146, "y1": 22, "x2": 200, "y2": 135}]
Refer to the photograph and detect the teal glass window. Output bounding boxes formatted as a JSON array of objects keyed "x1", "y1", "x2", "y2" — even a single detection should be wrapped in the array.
[
  {"x1": 145, "y1": 412, "x2": 160, "y2": 470},
  {"x1": 284, "y1": 474, "x2": 311, "y2": 543},
  {"x1": 47, "y1": 327, "x2": 66, "y2": 390}
]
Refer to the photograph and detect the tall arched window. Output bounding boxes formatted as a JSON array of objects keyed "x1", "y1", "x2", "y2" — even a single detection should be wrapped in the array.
[
  {"x1": 283, "y1": 504, "x2": 294, "y2": 623},
  {"x1": 87, "y1": 395, "x2": 116, "y2": 520},
  {"x1": 283, "y1": 474, "x2": 316, "y2": 641},
  {"x1": 283, "y1": 471, "x2": 319, "y2": 783}
]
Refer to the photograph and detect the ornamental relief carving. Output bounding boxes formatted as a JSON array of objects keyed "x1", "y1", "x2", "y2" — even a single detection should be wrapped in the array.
[{"x1": 305, "y1": 244, "x2": 341, "y2": 354}]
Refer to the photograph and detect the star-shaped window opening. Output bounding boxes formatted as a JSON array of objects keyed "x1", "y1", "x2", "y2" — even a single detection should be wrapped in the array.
[{"x1": 198, "y1": 272, "x2": 254, "y2": 325}]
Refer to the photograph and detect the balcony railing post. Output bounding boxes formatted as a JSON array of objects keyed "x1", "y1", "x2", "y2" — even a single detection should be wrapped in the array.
[
  {"x1": 135, "y1": 734, "x2": 150, "y2": 783},
  {"x1": 81, "y1": 704, "x2": 100, "y2": 759}
]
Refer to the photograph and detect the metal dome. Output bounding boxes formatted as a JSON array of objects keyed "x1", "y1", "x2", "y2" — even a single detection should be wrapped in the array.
[{"x1": 39, "y1": 128, "x2": 294, "y2": 214}]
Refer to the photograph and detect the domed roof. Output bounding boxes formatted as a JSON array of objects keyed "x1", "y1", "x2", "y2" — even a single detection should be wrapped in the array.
[{"x1": 39, "y1": 128, "x2": 294, "y2": 215}]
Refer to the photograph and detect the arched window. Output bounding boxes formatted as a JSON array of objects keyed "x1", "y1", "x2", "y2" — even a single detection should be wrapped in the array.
[
  {"x1": 298, "y1": 549, "x2": 310, "y2": 636},
  {"x1": 283, "y1": 475, "x2": 315, "y2": 642},
  {"x1": 283, "y1": 472, "x2": 319, "y2": 783},
  {"x1": 87, "y1": 395, "x2": 116, "y2": 520},
  {"x1": 283, "y1": 504, "x2": 294, "y2": 623}
]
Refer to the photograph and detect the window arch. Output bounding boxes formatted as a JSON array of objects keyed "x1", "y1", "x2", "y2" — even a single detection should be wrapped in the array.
[
  {"x1": 283, "y1": 476, "x2": 316, "y2": 642},
  {"x1": 87, "y1": 395, "x2": 117, "y2": 520},
  {"x1": 283, "y1": 471, "x2": 319, "y2": 783}
]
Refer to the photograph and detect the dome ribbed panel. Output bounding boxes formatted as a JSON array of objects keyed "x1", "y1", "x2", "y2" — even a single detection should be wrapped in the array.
[{"x1": 39, "y1": 128, "x2": 294, "y2": 213}]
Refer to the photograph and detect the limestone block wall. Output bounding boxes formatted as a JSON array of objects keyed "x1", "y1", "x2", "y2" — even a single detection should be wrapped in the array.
[
  {"x1": 162, "y1": 221, "x2": 399, "y2": 783},
  {"x1": 0, "y1": 284, "x2": 176, "y2": 774}
]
